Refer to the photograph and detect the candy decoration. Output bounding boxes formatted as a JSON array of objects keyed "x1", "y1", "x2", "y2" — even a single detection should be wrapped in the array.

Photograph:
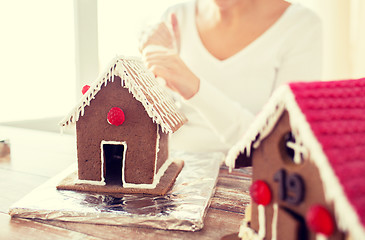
[
  {"x1": 107, "y1": 107, "x2": 125, "y2": 126},
  {"x1": 250, "y1": 180, "x2": 272, "y2": 206},
  {"x1": 306, "y1": 205, "x2": 335, "y2": 236},
  {"x1": 82, "y1": 85, "x2": 90, "y2": 95}
]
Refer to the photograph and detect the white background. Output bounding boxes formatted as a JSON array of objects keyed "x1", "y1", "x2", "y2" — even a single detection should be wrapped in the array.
[{"x1": 1, "y1": 0, "x2": 365, "y2": 123}]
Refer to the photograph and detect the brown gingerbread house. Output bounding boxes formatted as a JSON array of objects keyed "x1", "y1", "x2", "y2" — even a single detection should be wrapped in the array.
[
  {"x1": 59, "y1": 56, "x2": 187, "y2": 194},
  {"x1": 226, "y1": 78, "x2": 365, "y2": 240}
]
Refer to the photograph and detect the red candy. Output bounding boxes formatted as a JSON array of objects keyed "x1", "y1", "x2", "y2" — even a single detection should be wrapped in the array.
[
  {"x1": 107, "y1": 107, "x2": 125, "y2": 126},
  {"x1": 250, "y1": 180, "x2": 272, "y2": 206},
  {"x1": 306, "y1": 205, "x2": 335, "y2": 236},
  {"x1": 82, "y1": 85, "x2": 90, "y2": 95}
]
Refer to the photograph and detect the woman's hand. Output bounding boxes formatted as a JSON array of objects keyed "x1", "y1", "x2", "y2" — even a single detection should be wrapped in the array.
[
  {"x1": 139, "y1": 13, "x2": 199, "y2": 99},
  {"x1": 139, "y1": 14, "x2": 180, "y2": 53},
  {"x1": 143, "y1": 50, "x2": 200, "y2": 99}
]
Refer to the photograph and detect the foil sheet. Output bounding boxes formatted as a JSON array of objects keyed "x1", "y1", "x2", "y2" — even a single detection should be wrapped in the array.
[{"x1": 9, "y1": 151, "x2": 224, "y2": 231}]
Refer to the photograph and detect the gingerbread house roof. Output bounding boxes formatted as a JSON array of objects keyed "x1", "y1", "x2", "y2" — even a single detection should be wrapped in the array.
[
  {"x1": 226, "y1": 78, "x2": 365, "y2": 239},
  {"x1": 59, "y1": 56, "x2": 187, "y2": 133}
]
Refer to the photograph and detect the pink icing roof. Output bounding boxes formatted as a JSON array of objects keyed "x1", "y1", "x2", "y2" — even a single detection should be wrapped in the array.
[{"x1": 289, "y1": 78, "x2": 365, "y2": 229}]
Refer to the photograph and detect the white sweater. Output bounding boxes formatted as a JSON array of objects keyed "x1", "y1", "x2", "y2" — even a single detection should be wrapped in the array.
[{"x1": 162, "y1": 1, "x2": 322, "y2": 153}]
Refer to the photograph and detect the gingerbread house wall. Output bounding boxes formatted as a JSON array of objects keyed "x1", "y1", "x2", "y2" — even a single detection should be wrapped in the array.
[
  {"x1": 156, "y1": 127, "x2": 169, "y2": 172},
  {"x1": 250, "y1": 111, "x2": 344, "y2": 239},
  {"x1": 76, "y1": 76, "x2": 165, "y2": 185}
]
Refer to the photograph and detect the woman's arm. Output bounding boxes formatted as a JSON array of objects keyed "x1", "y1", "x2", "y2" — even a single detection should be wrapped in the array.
[
  {"x1": 143, "y1": 49, "x2": 200, "y2": 100},
  {"x1": 140, "y1": 10, "x2": 255, "y2": 146}
]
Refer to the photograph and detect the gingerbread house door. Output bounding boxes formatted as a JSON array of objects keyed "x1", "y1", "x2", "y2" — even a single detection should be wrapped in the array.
[
  {"x1": 101, "y1": 141, "x2": 127, "y2": 185},
  {"x1": 275, "y1": 207, "x2": 308, "y2": 240},
  {"x1": 272, "y1": 168, "x2": 308, "y2": 239}
]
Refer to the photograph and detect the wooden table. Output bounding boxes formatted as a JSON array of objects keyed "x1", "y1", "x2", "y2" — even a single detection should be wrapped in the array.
[{"x1": 0, "y1": 126, "x2": 251, "y2": 240}]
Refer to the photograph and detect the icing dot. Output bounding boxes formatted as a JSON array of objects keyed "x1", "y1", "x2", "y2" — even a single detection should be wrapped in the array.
[
  {"x1": 250, "y1": 180, "x2": 272, "y2": 206},
  {"x1": 107, "y1": 107, "x2": 125, "y2": 126},
  {"x1": 306, "y1": 205, "x2": 335, "y2": 236}
]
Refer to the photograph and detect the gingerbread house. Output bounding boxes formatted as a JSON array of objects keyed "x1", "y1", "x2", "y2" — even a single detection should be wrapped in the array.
[
  {"x1": 59, "y1": 56, "x2": 187, "y2": 194},
  {"x1": 226, "y1": 78, "x2": 365, "y2": 240}
]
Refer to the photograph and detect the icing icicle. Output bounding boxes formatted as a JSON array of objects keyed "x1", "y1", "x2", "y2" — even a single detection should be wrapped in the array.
[
  {"x1": 258, "y1": 204, "x2": 266, "y2": 239},
  {"x1": 59, "y1": 56, "x2": 187, "y2": 134},
  {"x1": 271, "y1": 203, "x2": 278, "y2": 240},
  {"x1": 316, "y1": 234, "x2": 328, "y2": 240}
]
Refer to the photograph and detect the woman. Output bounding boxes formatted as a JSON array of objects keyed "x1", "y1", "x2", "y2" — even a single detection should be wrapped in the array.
[{"x1": 140, "y1": 0, "x2": 322, "y2": 153}]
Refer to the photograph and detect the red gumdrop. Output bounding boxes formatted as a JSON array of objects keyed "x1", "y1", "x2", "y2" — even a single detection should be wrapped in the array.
[
  {"x1": 82, "y1": 85, "x2": 90, "y2": 95},
  {"x1": 306, "y1": 205, "x2": 335, "y2": 236},
  {"x1": 107, "y1": 107, "x2": 125, "y2": 126},
  {"x1": 250, "y1": 180, "x2": 272, "y2": 206}
]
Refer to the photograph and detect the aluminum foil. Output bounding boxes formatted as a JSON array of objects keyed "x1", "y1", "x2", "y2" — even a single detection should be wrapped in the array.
[{"x1": 9, "y1": 151, "x2": 224, "y2": 231}]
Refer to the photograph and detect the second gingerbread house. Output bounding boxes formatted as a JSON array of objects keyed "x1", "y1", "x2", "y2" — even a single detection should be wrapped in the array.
[{"x1": 226, "y1": 78, "x2": 365, "y2": 240}]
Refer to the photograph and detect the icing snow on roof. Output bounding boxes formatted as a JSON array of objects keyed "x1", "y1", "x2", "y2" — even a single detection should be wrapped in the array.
[
  {"x1": 226, "y1": 78, "x2": 365, "y2": 240},
  {"x1": 289, "y1": 79, "x2": 365, "y2": 237},
  {"x1": 59, "y1": 56, "x2": 187, "y2": 133}
]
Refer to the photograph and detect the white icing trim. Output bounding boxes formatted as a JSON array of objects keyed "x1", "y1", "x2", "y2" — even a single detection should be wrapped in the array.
[
  {"x1": 121, "y1": 124, "x2": 172, "y2": 189},
  {"x1": 286, "y1": 141, "x2": 307, "y2": 164},
  {"x1": 316, "y1": 234, "x2": 328, "y2": 240},
  {"x1": 154, "y1": 124, "x2": 160, "y2": 176},
  {"x1": 225, "y1": 86, "x2": 288, "y2": 170},
  {"x1": 258, "y1": 204, "x2": 266, "y2": 239},
  {"x1": 75, "y1": 179, "x2": 106, "y2": 186},
  {"x1": 101, "y1": 140, "x2": 127, "y2": 186},
  {"x1": 285, "y1": 91, "x2": 365, "y2": 240},
  {"x1": 237, "y1": 204, "x2": 278, "y2": 240},
  {"x1": 271, "y1": 203, "x2": 278, "y2": 240},
  {"x1": 77, "y1": 140, "x2": 125, "y2": 186},
  {"x1": 239, "y1": 220, "x2": 260, "y2": 240},
  {"x1": 59, "y1": 55, "x2": 186, "y2": 134},
  {"x1": 122, "y1": 157, "x2": 174, "y2": 189},
  {"x1": 92, "y1": 138, "x2": 172, "y2": 190},
  {"x1": 225, "y1": 84, "x2": 365, "y2": 240}
]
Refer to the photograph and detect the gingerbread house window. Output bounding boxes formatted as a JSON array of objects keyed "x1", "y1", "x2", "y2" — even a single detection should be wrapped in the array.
[{"x1": 280, "y1": 131, "x2": 307, "y2": 165}]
